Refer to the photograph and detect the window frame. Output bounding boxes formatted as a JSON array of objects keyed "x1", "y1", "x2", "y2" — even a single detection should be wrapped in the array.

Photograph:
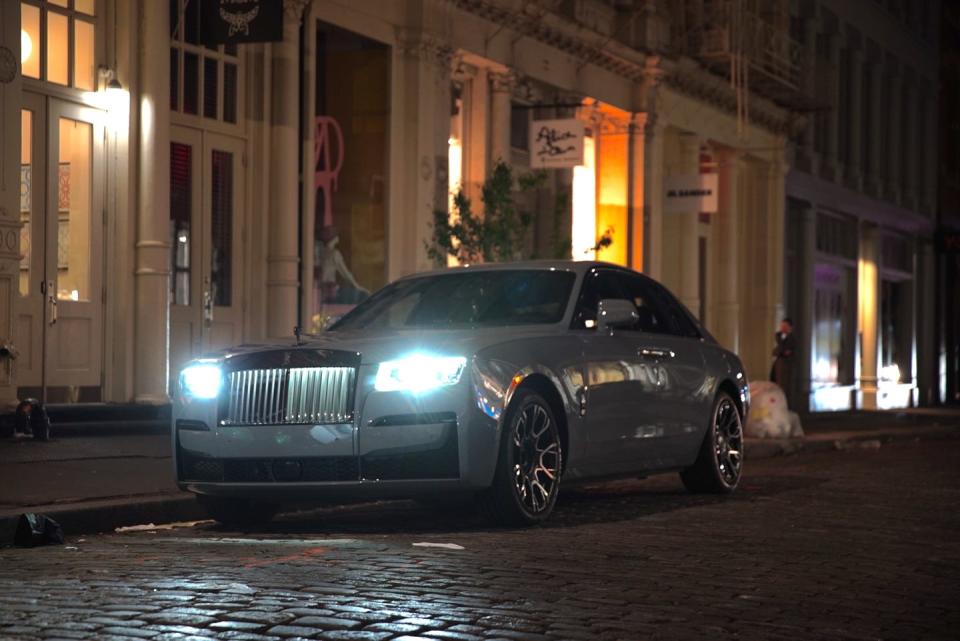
[{"x1": 20, "y1": 0, "x2": 102, "y2": 93}]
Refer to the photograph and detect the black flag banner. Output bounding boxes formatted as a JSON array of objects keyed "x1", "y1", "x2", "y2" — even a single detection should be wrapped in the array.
[{"x1": 200, "y1": 0, "x2": 283, "y2": 45}]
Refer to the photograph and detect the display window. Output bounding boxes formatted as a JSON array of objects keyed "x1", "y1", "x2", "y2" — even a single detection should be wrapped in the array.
[{"x1": 310, "y1": 21, "x2": 389, "y2": 331}]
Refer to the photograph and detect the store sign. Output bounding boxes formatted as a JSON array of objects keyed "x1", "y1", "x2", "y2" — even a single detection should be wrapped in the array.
[
  {"x1": 530, "y1": 119, "x2": 584, "y2": 169},
  {"x1": 664, "y1": 174, "x2": 718, "y2": 214},
  {"x1": 200, "y1": 0, "x2": 283, "y2": 45}
]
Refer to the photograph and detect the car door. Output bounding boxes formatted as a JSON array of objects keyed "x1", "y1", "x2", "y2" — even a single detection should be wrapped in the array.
[
  {"x1": 615, "y1": 272, "x2": 710, "y2": 468},
  {"x1": 572, "y1": 268, "x2": 659, "y2": 474}
]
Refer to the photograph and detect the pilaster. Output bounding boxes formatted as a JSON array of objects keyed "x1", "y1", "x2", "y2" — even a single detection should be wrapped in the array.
[
  {"x1": 901, "y1": 80, "x2": 918, "y2": 211},
  {"x1": 798, "y1": 205, "x2": 817, "y2": 414},
  {"x1": 797, "y1": 17, "x2": 819, "y2": 174},
  {"x1": 858, "y1": 223, "x2": 880, "y2": 409},
  {"x1": 885, "y1": 70, "x2": 902, "y2": 204},
  {"x1": 391, "y1": 27, "x2": 453, "y2": 276},
  {"x1": 712, "y1": 147, "x2": 743, "y2": 354},
  {"x1": 846, "y1": 48, "x2": 863, "y2": 190},
  {"x1": 823, "y1": 33, "x2": 841, "y2": 182},
  {"x1": 865, "y1": 59, "x2": 884, "y2": 197},
  {"x1": 134, "y1": 0, "x2": 171, "y2": 403},
  {"x1": 0, "y1": 0, "x2": 21, "y2": 410}
]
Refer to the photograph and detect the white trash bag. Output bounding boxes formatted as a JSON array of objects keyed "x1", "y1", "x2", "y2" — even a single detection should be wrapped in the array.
[{"x1": 745, "y1": 381, "x2": 804, "y2": 438}]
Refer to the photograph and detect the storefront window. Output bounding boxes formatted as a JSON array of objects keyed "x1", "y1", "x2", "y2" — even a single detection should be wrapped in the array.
[
  {"x1": 310, "y1": 22, "x2": 389, "y2": 331},
  {"x1": 811, "y1": 263, "x2": 854, "y2": 386},
  {"x1": 880, "y1": 279, "x2": 911, "y2": 385}
]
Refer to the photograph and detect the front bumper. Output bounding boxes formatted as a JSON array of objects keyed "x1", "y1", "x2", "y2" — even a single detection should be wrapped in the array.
[{"x1": 172, "y1": 363, "x2": 500, "y2": 499}]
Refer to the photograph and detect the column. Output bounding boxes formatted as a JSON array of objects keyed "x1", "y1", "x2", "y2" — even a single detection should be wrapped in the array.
[
  {"x1": 923, "y1": 93, "x2": 938, "y2": 213},
  {"x1": 847, "y1": 48, "x2": 863, "y2": 189},
  {"x1": 886, "y1": 70, "x2": 902, "y2": 203},
  {"x1": 641, "y1": 118, "x2": 665, "y2": 279},
  {"x1": 866, "y1": 59, "x2": 884, "y2": 196},
  {"x1": 390, "y1": 28, "x2": 453, "y2": 277},
  {"x1": 266, "y1": 0, "x2": 308, "y2": 339},
  {"x1": 858, "y1": 223, "x2": 880, "y2": 409},
  {"x1": 489, "y1": 71, "x2": 514, "y2": 167},
  {"x1": 673, "y1": 133, "x2": 701, "y2": 315},
  {"x1": 713, "y1": 147, "x2": 743, "y2": 354},
  {"x1": 824, "y1": 33, "x2": 841, "y2": 181},
  {"x1": 798, "y1": 17, "x2": 818, "y2": 173},
  {"x1": 134, "y1": 0, "x2": 171, "y2": 403},
  {"x1": 0, "y1": 0, "x2": 21, "y2": 409},
  {"x1": 798, "y1": 206, "x2": 817, "y2": 414}
]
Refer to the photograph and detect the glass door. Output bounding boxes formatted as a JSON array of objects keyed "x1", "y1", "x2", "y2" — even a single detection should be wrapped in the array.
[
  {"x1": 18, "y1": 94, "x2": 105, "y2": 403},
  {"x1": 169, "y1": 127, "x2": 244, "y2": 391}
]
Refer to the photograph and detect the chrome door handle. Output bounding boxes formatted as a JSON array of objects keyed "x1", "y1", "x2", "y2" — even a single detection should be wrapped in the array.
[
  {"x1": 48, "y1": 294, "x2": 58, "y2": 326},
  {"x1": 638, "y1": 347, "x2": 675, "y2": 359}
]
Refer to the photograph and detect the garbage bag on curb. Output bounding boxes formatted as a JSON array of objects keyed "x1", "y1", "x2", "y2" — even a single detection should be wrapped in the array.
[
  {"x1": 745, "y1": 381, "x2": 804, "y2": 438},
  {"x1": 14, "y1": 398, "x2": 51, "y2": 441},
  {"x1": 14, "y1": 513, "x2": 64, "y2": 547}
]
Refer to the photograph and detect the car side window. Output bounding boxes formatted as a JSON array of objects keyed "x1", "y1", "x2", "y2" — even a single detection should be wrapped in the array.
[
  {"x1": 615, "y1": 273, "x2": 671, "y2": 334},
  {"x1": 570, "y1": 269, "x2": 626, "y2": 329},
  {"x1": 650, "y1": 281, "x2": 702, "y2": 339}
]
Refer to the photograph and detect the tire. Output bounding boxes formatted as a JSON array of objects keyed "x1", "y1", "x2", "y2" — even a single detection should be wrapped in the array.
[
  {"x1": 680, "y1": 392, "x2": 743, "y2": 494},
  {"x1": 198, "y1": 496, "x2": 278, "y2": 528},
  {"x1": 479, "y1": 389, "x2": 563, "y2": 526}
]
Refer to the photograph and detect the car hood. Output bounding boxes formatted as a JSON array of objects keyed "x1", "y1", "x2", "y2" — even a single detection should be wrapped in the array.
[{"x1": 201, "y1": 326, "x2": 564, "y2": 366}]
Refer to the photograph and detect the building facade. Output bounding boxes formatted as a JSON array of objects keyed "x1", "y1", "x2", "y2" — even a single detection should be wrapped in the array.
[
  {"x1": 0, "y1": 0, "x2": 936, "y2": 413},
  {"x1": 784, "y1": 0, "x2": 940, "y2": 411}
]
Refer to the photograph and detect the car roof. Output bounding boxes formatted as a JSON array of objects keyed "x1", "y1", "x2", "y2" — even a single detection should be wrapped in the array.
[{"x1": 399, "y1": 260, "x2": 633, "y2": 281}]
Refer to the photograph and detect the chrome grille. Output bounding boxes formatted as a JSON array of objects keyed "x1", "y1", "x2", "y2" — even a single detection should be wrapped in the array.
[{"x1": 221, "y1": 366, "x2": 355, "y2": 426}]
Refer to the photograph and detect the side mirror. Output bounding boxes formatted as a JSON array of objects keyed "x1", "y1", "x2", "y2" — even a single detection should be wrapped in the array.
[{"x1": 597, "y1": 299, "x2": 638, "y2": 333}]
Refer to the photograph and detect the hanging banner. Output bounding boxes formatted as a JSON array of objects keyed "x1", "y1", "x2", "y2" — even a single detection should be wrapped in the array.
[
  {"x1": 529, "y1": 119, "x2": 585, "y2": 169},
  {"x1": 200, "y1": 0, "x2": 283, "y2": 45},
  {"x1": 664, "y1": 174, "x2": 719, "y2": 214}
]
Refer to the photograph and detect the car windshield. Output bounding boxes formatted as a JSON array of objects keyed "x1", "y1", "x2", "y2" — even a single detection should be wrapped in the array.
[{"x1": 329, "y1": 269, "x2": 576, "y2": 330}]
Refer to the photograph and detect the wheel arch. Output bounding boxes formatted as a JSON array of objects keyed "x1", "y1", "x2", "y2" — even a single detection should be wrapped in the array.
[{"x1": 717, "y1": 378, "x2": 745, "y2": 419}]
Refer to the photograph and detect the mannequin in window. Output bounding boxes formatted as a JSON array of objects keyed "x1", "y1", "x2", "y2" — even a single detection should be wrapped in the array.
[{"x1": 315, "y1": 225, "x2": 368, "y2": 304}]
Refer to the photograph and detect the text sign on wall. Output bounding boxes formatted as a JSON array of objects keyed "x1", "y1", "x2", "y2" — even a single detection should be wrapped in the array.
[
  {"x1": 664, "y1": 174, "x2": 719, "y2": 214},
  {"x1": 529, "y1": 119, "x2": 585, "y2": 169},
  {"x1": 200, "y1": 0, "x2": 283, "y2": 45}
]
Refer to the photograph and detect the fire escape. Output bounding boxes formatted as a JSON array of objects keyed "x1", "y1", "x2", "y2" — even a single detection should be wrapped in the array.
[{"x1": 668, "y1": 0, "x2": 805, "y2": 132}]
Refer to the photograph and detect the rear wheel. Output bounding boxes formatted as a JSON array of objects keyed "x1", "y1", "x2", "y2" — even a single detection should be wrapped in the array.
[
  {"x1": 680, "y1": 392, "x2": 743, "y2": 493},
  {"x1": 198, "y1": 496, "x2": 278, "y2": 528},
  {"x1": 480, "y1": 390, "x2": 563, "y2": 526}
]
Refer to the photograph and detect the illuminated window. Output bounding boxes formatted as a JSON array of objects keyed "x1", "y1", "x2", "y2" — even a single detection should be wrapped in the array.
[
  {"x1": 572, "y1": 132, "x2": 596, "y2": 260},
  {"x1": 20, "y1": 0, "x2": 98, "y2": 89},
  {"x1": 170, "y1": 0, "x2": 241, "y2": 124}
]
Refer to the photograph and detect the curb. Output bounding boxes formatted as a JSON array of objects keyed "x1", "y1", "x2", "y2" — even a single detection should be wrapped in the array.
[
  {"x1": 0, "y1": 494, "x2": 206, "y2": 546},
  {"x1": 745, "y1": 423, "x2": 960, "y2": 460},
  {"x1": 3, "y1": 424, "x2": 957, "y2": 542}
]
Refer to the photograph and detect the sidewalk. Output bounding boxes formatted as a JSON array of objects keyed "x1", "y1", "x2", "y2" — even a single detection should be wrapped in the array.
[{"x1": 2, "y1": 407, "x2": 959, "y2": 541}]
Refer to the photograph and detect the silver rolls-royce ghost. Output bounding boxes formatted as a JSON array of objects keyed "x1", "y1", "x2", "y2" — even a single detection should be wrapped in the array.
[{"x1": 173, "y1": 261, "x2": 749, "y2": 526}]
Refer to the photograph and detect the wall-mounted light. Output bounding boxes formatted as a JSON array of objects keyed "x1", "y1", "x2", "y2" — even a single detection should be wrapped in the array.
[
  {"x1": 95, "y1": 66, "x2": 128, "y2": 116},
  {"x1": 21, "y1": 29, "x2": 32, "y2": 64}
]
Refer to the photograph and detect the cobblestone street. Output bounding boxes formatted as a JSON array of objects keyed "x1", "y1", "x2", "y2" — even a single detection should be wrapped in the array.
[{"x1": 1, "y1": 436, "x2": 958, "y2": 641}]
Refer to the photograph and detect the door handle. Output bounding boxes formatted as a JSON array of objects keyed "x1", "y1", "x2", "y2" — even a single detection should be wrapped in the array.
[
  {"x1": 46, "y1": 281, "x2": 57, "y2": 326},
  {"x1": 202, "y1": 290, "x2": 214, "y2": 328},
  {"x1": 638, "y1": 347, "x2": 675, "y2": 359}
]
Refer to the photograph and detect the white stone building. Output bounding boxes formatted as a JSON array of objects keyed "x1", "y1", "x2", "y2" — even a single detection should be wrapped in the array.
[{"x1": 0, "y1": 0, "x2": 876, "y2": 412}]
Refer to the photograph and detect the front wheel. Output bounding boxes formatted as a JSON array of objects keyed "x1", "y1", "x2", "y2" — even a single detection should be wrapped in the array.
[
  {"x1": 479, "y1": 390, "x2": 563, "y2": 526},
  {"x1": 680, "y1": 392, "x2": 743, "y2": 493}
]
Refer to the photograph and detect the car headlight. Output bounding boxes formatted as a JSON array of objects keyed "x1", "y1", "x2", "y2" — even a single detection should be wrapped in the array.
[
  {"x1": 375, "y1": 355, "x2": 467, "y2": 393},
  {"x1": 180, "y1": 363, "x2": 223, "y2": 399}
]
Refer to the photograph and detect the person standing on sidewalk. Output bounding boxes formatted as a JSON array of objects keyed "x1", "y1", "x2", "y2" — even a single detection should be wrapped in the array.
[{"x1": 770, "y1": 318, "x2": 797, "y2": 409}]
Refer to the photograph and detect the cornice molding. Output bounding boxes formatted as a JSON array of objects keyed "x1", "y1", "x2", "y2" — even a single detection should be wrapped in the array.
[
  {"x1": 282, "y1": 0, "x2": 311, "y2": 22},
  {"x1": 396, "y1": 28, "x2": 455, "y2": 71}
]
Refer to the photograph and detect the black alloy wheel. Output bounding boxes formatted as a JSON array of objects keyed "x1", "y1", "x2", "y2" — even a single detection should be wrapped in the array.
[
  {"x1": 481, "y1": 389, "x2": 563, "y2": 525},
  {"x1": 680, "y1": 392, "x2": 743, "y2": 493}
]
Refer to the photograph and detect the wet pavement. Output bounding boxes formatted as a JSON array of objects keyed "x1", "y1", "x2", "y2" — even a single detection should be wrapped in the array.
[{"x1": 1, "y1": 436, "x2": 958, "y2": 641}]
